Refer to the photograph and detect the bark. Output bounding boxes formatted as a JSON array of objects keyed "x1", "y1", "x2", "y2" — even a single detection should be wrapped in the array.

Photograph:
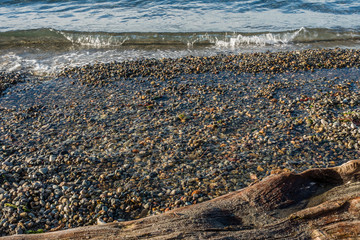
[{"x1": 2, "y1": 160, "x2": 360, "y2": 240}]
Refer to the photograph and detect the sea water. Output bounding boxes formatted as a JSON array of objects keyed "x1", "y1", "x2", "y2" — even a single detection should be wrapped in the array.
[{"x1": 0, "y1": 0, "x2": 359, "y2": 74}]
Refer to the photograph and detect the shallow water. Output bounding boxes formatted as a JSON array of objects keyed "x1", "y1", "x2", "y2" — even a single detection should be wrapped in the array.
[
  {"x1": 1, "y1": 0, "x2": 360, "y2": 32},
  {"x1": 2, "y1": 68, "x2": 360, "y2": 110},
  {"x1": 1, "y1": 0, "x2": 360, "y2": 74}
]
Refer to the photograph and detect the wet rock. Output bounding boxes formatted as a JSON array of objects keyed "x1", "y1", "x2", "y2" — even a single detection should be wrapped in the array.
[{"x1": 1, "y1": 48, "x2": 360, "y2": 237}]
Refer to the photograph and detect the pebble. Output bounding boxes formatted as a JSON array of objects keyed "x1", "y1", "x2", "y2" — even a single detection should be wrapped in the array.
[
  {"x1": 39, "y1": 167, "x2": 48, "y2": 175},
  {"x1": 0, "y1": 48, "x2": 360, "y2": 236},
  {"x1": 97, "y1": 218, "x2": 106, "y2": 225}
]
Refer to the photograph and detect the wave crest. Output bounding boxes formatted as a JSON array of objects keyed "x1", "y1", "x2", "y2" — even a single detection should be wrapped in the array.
[{"x1": 0, "y1": 27, "x2": 359, "y2": 49}]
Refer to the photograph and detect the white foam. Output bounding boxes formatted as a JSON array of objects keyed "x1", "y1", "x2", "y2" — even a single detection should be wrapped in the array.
[
  {"x1": 0, "y1": 53, "x2": 23, "y2": 72},
  {"x1": 215, "y1": 27, "x2": 306, "y2": 48},
  {"x1": 0, "y1": 53, "x2": 51, "y2": 75},
  {"x1": 0, "y1": 48, "x2": 217, "y2": 75},
  {"x1": 58, "y1": 30, "x2": 129, "y2": 47},
  {"x1": 2, "y1": 26, "x2": 359, "y2": 76}
]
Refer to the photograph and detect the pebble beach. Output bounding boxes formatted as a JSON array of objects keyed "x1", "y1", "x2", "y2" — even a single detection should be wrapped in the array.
[{"x1": 1, "y1": 48, "x2": 360, "y2": 236}]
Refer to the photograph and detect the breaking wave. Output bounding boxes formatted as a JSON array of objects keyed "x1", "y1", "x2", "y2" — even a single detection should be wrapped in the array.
[
  {"x1": 1, "y1": 27, "x2": 360, "y2": 74},
  {"x1": 0, "y1": 27, "x2": 359, "y2": 49}
]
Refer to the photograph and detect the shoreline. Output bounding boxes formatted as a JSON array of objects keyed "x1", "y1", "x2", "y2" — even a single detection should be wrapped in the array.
[
  {"x1": 1, "y1": 48, "x2": 360, "y2": 96},
  {"x1": 1, "y1": 48, "x2": 360, "y2": 236}
]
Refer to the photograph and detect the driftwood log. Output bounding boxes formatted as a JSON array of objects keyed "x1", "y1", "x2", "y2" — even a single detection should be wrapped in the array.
[{"x1": 2, "y1": 160, "x2": 360, "y2": 240}]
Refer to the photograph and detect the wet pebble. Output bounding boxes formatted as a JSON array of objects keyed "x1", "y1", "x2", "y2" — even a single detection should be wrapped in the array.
[{"x1": 0, "y1": 48, "x2": 360, "y2": 236}]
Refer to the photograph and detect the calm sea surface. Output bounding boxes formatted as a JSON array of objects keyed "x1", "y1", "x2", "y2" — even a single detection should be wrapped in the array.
[{"x1": 1, "y1": 0, "x2": 360, "y2": 73}]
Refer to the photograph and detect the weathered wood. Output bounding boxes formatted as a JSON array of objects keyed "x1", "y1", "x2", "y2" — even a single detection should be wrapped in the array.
[{"x1": 2, "y1": 160, "x2": 360, "y2": 240}]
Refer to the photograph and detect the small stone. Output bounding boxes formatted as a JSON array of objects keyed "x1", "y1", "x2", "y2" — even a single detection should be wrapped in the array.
[
  {"x1": 250, "y1": 173, "x2": 258, "y2": 181},
  {"x1": 2, "y1": 161, "x2": 12, "y2": 167},
  {"x1": 39, "y1": 167, "x2": 48, "y2": 174},
  {"x1": 97, "y1": 218, "x2": 106, "y2": 225},
  {"x1": 49, "y1": 155, "x2": 56, "y2": 162},
  {"x1": 15, "y1": 227, "x2": 23, "y2": 235},
  {"x1": 257, "y1": 165, "x2": 264, "y2": 172},
  {"x1": 191, "y1": 190, "x2": 201, "y2": 196}
]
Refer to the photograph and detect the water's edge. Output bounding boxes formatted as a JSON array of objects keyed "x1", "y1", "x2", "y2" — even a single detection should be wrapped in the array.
[
  {"x1": 1, "y1": 27, "x2": 359, "y2": 49},
  {"x1": 1, "y1": 27, "x2": 360, "y2": 74}
]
